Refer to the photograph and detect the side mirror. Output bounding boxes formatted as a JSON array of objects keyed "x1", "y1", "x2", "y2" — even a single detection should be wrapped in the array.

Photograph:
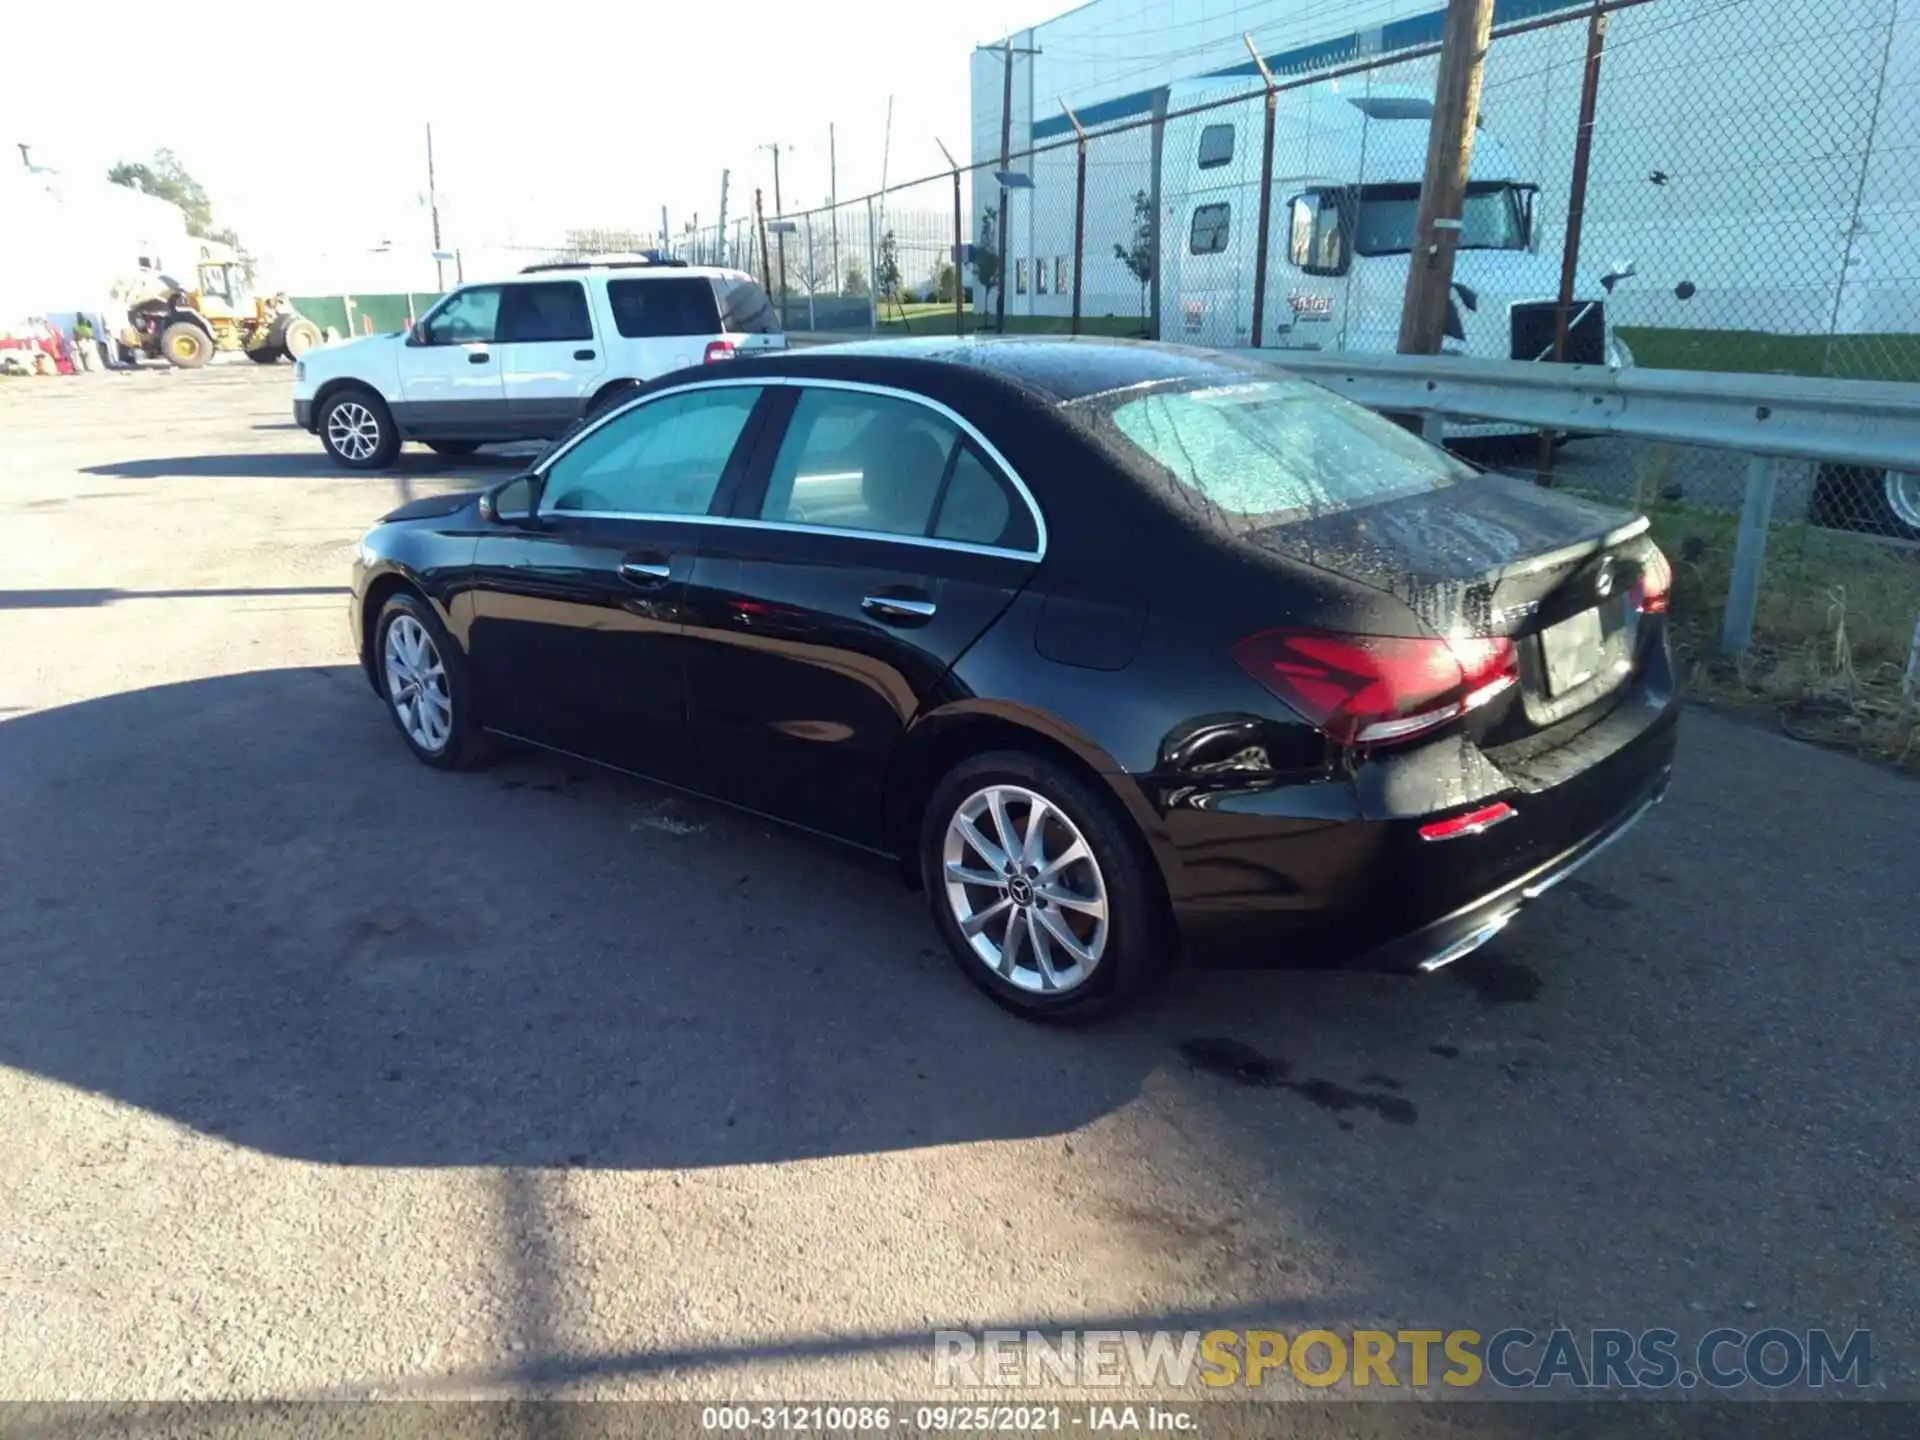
[
  {"x1": 1601, "y1": 260, "x2": 1638, "y2": 293},
  {"x1": 407, "y1": 320, "x2": 431, "y2": 346},
  {"x1": 480, "y1": 474, "x2": 538, "y2": 526}
]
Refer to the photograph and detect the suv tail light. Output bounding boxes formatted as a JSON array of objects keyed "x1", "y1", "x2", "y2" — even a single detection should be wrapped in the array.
[
  {"x1": 704, "y1": 340, "x2": 737, "y2": 363},
  {"x1": 1632, "y1": 545, "x2": 1672, "y2": 614},
  {"x1": 1231, "y1": 629, "x2": 1518, "y2": 747}
]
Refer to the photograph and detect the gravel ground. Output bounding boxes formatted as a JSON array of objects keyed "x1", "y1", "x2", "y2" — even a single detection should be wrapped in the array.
[{"x1": 0, "y1": 364, "x2": 1912, "y2": 1420}]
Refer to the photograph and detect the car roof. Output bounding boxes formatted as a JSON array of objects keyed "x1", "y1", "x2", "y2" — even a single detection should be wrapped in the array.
[
  {"x1": 743, "y1": 335, "x2": 1267, "y2": 404},
  {"x1": 501, "y1": 264, "x2": 750, "y2": 284}
]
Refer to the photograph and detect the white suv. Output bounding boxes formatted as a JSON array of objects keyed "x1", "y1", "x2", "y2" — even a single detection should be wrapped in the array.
[{"x1": 292, "y1": 258, "x2": 785, "y2": 469}]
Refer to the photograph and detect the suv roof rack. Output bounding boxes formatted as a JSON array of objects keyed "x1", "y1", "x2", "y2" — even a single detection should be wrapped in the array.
[{"x1": 517, "y1": 251, "x2": 690, "y2": 274}]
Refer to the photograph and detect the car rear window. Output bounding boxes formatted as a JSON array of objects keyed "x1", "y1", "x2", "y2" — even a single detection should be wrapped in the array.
[
  {"x1": 1094, "y1": 378, "x2": 1473, "y2": 529},
  {"x1": 606, "y1": 277, "x2": 723, "y2": 338},
  {"x1": 713, "y1": 275, "x2": 781, "y2": 334}
]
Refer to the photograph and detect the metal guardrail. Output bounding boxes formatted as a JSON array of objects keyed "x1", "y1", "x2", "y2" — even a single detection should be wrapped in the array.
[
  {"x1": 1232, "y1": 351, "x2": 1920, "y2": 474},
  {"x1": 1233, "y1": 350, "x2": 1920, "y2": 658}
]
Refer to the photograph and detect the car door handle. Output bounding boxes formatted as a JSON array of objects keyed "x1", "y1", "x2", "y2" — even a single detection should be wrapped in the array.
[
  {"x1": 619, "y1": 560, "x2": 673, "y2": 585},
  {"x1": 573, "y1": 348, "x2": 595, "y2": 361},
  {"x1": 468, "y1": 352, "x2": 490, "y2": 364},
  {"x1": 861, "y1": 593, "x2": 937, "y2": 623}
]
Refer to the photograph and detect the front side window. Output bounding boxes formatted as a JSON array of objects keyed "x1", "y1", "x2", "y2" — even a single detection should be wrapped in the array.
[
  {"x1": 499, "y1": 281, "x2": 592, "y2": 343},
  {"x1": 540, "y1": 385, "x2": 761, "y2": 516},
  {"x1": 606, "y1": 277, "x2": 724, "y2": 338},
  {"x1": 422, "y1": 286, "x2": 503, "y2": 345},
  {"x1": 1198, "y1": 123, "x2": 1235, "y2": 170},
  {"x1": 1190, "y1": 203, "x2": 1230, "y2": 255},
  {"x1": 1289, "y1": 191, "x2": 1349, "y2": 276},
  {"x1": 1094, "y1": 377, "x2": 1474, "y2": 532},
  {"x1": 756, "y1": 388, "x2": 1034, "y2": 551}
]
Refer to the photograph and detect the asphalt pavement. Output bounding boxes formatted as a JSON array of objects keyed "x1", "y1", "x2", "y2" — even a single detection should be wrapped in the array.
[{"x1": 0, "y1": 364, "x2": 1912, "y2": 1414}]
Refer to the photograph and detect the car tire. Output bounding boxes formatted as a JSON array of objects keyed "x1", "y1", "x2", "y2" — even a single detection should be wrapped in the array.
[
  {"x1": 159, "y1": 321, "x2": 212, "y2": 369},
  {"x1": 1809, "y1": 463, "x2": 1920, "y2": 542},
  {"x1": 319, "y1": 387, "x2": 401, "y2": 470},
  {"x1": 920, "y1": 750, "x2": 1172, "y2": 1022},
  {"x1": 373, "y1": 592, "x2": 489, "y2": 770},
  {"x1": 282, "y1": 317, "x2": 322, "y2": 358},
  {"x1": 425, "y1": 441, "x2": 481, "y2": 457}
]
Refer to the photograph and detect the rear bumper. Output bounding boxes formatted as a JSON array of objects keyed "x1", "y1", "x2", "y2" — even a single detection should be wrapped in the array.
[
  {"x1": 1357, "y1": 758, "x2": 1670, "y2": 974},
  {"x1": 1165, "y1": 666, "x2": 1681, "y2": 970}
]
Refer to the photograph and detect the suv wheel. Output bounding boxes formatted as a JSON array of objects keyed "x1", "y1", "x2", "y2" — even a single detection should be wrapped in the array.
[{"x1": 320, "y1": 388, "x2": 401, "y2": 470}]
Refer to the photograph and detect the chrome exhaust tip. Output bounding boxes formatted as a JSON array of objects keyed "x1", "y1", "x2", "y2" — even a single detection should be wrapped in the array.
[{"x1": 1418, "y1": 908, "x2": 1520, "y2": 974}]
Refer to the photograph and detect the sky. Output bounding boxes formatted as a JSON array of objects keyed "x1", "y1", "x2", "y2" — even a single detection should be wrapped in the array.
[{"x1": 9, "y1": 0, "x2": 1053, "y2": 290}]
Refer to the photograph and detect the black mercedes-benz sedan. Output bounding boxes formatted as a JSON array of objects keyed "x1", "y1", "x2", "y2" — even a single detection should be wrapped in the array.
[{"x1": 348, "y1": 337, "x2": 1678, "y2": 1020}]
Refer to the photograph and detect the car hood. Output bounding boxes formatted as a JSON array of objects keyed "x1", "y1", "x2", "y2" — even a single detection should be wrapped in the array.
[
  {"x1": 379, "y1": 489, "x2": 482, "y2": 523},
  {"x1": 307, "y1": 331, "x2": 402, "y2": 367}
]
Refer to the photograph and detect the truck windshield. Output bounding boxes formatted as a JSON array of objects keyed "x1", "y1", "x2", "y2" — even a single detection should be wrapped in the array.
[{"x1": 1352, "y1": 182, "x2": 1529, "y2": 256}]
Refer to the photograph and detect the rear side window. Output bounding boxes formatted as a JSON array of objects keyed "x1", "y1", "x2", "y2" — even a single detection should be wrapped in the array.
[
  {"x1": 606, "y1": 277, "x2": 723, "y2": 338},
  {"x1": 499, "y1": 281, "x2": 592, "y2": 342},
  {"x1": 935, "y1": 444, "x2": 1035, "y2": 551},
  {"x1": 1097, "y1": 378, "x2": 1473, "y2": 530},
  {"x1": 713, "y1": 276, "x2": 780, "y2": 333},
  {"x1": 755, "y1": 389, "x2": 1036, "y2": 551},
  {"x1": 1190, "y1": 203, "x2": 1230, "y2": 255},
  {"x1": 1198, "y1": 124, "x2": 1234, "y2": 169}
]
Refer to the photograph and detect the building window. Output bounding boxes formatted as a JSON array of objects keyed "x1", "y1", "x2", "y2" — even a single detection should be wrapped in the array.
[
  {"x1": 1015, "y1": 259, "x2": 1028, "y2": 295},
  {"x1": 1035, "y1": 257, "x2": 1049, "y2": 295},
  {"x1": 1056, "y1": 256, "x2": 1069, "y2": 295},
  {"x1": 1198, "y1": 123, "x2": 1235, "y2": 170},
  {"x1": 1190, "y1": 203, "x2": 1230, "y2": 255}
]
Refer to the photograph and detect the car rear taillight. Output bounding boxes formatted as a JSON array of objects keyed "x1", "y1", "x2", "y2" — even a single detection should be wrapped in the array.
[
  {"x1": 1632, "y1": 545, "x2": 1672, "y2": 614},
  {"x1": 1230, "y1": 629, "x2": 1519, "y2": 747},
  {"x1": 704, "y1": 340, "x2": 737, "y2": 363}
]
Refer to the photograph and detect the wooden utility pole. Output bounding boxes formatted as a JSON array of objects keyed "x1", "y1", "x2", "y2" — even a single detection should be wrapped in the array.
[
  {"x1": 976, "y1": 38, "x2": 1041, "y2": 334},
  {"x1": 425, "y1": 124, "x2": 444, "y2": 292},
  {"x1": 1396, "y1": 0, "x2": 1496, "y2": 354}
]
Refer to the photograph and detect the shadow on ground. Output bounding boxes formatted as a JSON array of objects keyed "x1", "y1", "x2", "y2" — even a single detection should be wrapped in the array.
[
  {"x1": 0, "y1": 667, "x2": 1499, "y2": 1173},
  {"x1": 1, "y1": 669, "x2": 1915, "y2": 1395},
  {"x1": 83, "y1": 451, "x2": 528, "y2": 482}
]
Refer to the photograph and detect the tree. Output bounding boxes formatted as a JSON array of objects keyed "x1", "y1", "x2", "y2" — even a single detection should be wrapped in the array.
[
  {"x1": 875, "y1": 229, "x2": 904, "y2": 307},
  {"x1": 970, "y1": 205, "x2": 1001, "y2": 306},
  {"x1": 1113, "y1": 189, "x2": 1154, "y2": 320},
  {"x1": 107, "y1": 149, "x2": 215, "y2": 237},
  {"x1": 840, "y1": 259, "x2": 870, "y2": 298},
  {"x1": 933, "y1": 261, "x2": 958, "y2": 304}
]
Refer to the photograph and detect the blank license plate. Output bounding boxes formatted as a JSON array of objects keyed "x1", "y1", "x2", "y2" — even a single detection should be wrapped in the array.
[{"x1": 1541, "y1": 608, "x2": 1607, "y2": 695}]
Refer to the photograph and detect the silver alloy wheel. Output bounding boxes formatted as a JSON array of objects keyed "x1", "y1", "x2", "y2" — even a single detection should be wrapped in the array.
[
  {"x1": 326, "y1": 400, "x2": 381, "y2": 462},
  {"x1": 1886, "y1": 471, "x2": 1920, "y2": 530},
  {"x1": 383, "y1": 614, "x2": 452, "y2": 753},
  {"x1": 942, "y1": 783, "x2": 1110, "y2": 994}
]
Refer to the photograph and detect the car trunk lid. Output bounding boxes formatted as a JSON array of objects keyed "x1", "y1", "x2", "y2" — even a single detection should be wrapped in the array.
[{"x1": 1240, "y1": 472, "x2": 1655, "y2": 736}]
